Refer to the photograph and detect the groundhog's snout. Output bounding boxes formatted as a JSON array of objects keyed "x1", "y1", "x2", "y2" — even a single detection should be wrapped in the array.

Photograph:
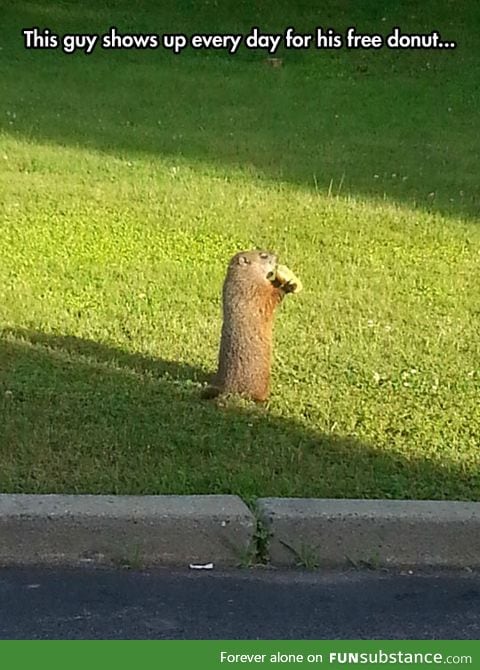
[
  {"x1": 228, "y1": 250, "x2": 282, "y2": 289},
  {"x1": 263, "y1": 254, "x2": 278, "y2": 280},
  {"x1": 255, "y1": 250, "x2": 302, "y2": 294}
]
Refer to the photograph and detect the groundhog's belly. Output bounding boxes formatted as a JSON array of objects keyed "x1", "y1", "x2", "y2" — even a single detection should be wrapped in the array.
[{"x1": 216, "y1": 316, "x2": 273, "y2": 401}]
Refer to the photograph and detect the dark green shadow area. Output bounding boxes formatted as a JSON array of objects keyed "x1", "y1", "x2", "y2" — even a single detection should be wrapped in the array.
[
  {"x1": 0, "y1": 329, "x2": 478, "y2": 500},
  {"x1": 1, "y1": 0, "x2": 479, "y2": 220}
]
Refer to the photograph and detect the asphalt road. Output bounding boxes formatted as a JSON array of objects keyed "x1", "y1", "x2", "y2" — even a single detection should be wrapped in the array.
[{"x1": 0, "y1": 566, "x2": 478, "y2": 639}]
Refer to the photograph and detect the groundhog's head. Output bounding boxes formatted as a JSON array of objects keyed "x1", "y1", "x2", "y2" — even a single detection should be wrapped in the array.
[{"x1": 227, "y1": 250, "x2": 278, "y2": 286}]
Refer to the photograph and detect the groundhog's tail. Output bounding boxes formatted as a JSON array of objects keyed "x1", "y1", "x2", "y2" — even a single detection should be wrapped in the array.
[{"x1": 200, "y1": 384, "x2": 221, "y2": 400}]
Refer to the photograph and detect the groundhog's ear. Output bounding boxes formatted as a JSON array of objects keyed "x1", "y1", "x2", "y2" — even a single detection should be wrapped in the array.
[{"x1": 237, "y1": 255, "x2": 251, "y2": 266}]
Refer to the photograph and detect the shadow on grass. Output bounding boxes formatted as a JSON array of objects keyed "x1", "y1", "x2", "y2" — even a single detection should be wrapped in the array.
[
  {"x1": 1, "y1": 1, "x2": 479, "y2": 220},
  {"x1": 0, "y1": 328, "x2": 477, "y2": 501}
]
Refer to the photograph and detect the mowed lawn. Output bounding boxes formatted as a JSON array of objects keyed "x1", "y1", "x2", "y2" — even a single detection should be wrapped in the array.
[{"x1": 0, "y1": 1, "x2": 479, "y2": 501}]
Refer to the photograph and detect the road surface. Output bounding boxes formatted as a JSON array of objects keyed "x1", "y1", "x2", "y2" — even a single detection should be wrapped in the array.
[{"x1": 0, "y1": 566, "x2": 478, "y2": 639}]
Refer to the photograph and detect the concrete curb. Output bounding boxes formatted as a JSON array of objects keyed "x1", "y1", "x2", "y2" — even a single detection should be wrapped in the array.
[
  {"x1": 0, "y1": 494, "x2": 255, "y2": 567},
  {"x1": 1, "y1": 494, "x2": 479, "y2": 569},
  {"x1": 257, "y1": 498, "x2": 480, "y2": 569}
]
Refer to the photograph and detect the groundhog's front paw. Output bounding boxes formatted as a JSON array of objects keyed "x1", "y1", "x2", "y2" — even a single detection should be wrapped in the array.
[{"x1": 273, "y1": 264, "x2": 303, "y2": 294}]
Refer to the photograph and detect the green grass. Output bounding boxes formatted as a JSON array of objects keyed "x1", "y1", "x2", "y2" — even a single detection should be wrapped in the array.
[{"x1": 0, "y1": 1, "x2": 479, "y2": 500}]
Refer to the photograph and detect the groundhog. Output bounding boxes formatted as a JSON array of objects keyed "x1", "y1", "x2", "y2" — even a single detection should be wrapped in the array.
[{"x1": 204, "y1": 249, "x2": 301, "y2": 402}]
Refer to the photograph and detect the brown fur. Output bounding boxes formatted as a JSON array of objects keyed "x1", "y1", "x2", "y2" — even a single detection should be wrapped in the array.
[{"x1": 205, "y1": 250, "x2": 290, "y2": 402}]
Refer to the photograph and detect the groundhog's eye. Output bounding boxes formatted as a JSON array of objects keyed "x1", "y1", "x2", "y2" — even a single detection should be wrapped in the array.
[{"x1": 260, "y1": 252, "x2": 269, "y2": 260}]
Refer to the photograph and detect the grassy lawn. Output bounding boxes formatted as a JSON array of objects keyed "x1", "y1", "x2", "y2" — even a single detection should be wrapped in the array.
[{"x1": 0, "y1": 1, "x2": 479, "y2": 501}]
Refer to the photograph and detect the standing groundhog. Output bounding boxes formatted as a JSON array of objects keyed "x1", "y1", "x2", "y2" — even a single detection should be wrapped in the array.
[{"x1": 204, "y1": 249, "x2": 301, "y2": 402}]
